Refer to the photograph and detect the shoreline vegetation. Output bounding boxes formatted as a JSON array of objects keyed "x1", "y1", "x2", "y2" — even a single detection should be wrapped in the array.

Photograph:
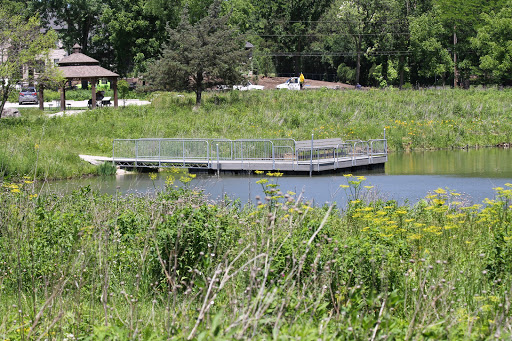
[
  {"x1": 1, "y1": 173, "x2": 512, "y2": 339},
  {"x1": 1, "y1": 88, "x2": 512, "y2": 181}
]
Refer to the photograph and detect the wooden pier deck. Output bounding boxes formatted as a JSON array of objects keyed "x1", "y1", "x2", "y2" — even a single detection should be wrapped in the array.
[{"x1": 81, "y1": 137, "x2": 388, "y2": 175}]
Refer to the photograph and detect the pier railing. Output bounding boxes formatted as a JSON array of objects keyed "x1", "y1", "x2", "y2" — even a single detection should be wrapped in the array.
[{"x1": 112, "y1": 137, "x2": 386, "y2": 170}]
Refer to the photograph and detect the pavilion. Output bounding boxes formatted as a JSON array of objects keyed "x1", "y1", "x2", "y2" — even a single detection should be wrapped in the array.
[{"x1": 57, "y1": 44, "x2": 119, "y2": 110}]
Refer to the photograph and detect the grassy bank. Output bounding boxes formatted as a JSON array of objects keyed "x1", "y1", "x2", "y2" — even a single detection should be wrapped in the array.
[
  {"x1": 2, "y1": 88, "x2": 512, "y2": 179},
  {"x1": 1, "y1": 174, "x2": 511, "y2": 339}
]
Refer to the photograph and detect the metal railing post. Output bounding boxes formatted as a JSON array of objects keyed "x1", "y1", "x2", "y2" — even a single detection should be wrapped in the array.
[
  {"x1": 216, "y1": 143, "x2": 220, "y2": 176},
  {"x1": 271, "y1": 142, "x2": 275, "y2": 170},
  {"x1": 112, "y1": 140, "x2": 116, "y2": 167},
  {"x1": 310, "y1": 134, "x2": 314, "y2": 177},
  {"x1": 135, "y1": 140, "x2": 138, "y2": 168},
  {"x1": 158, "y1": 140, "x2": 161, "y2": 168},
  {"x1": 352, "y1": 142, "x2": 356, "y2": 166},
  {"x1": 206, "y1": 141, "x2": 210, "y2": 169},
  {"x1": 241, "y1": 141, "x2": 244, "y2": 169},
  {"x1": 182, "y1": 140, "x2": 185, "y2": 167},
  {"x1": 369, "y1": 141, "x2": 373, "y2": 164}
]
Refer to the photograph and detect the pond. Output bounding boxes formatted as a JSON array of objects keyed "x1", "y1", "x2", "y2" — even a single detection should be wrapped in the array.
[{"x1": 44, "y1": 148, "x2": 512, "y2": 206}]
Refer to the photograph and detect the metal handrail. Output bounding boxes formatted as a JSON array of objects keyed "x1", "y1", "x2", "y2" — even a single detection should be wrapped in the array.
[{"x1": 112, "y1": 137, "x2": 387, "y2": 171}]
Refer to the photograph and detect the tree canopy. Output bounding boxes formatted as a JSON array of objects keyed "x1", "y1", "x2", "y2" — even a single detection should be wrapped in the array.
[
  {"x1": 145, "y1": 0, "x2": 248, "y2": 105},
  {"x1": 471, "y1": 2, "x2": 512, "y2": 85},
  {"x1": 0, "y1": 6, "x2": 59, "y2": 116},
  {"x1": 6, "y1": 0, "x2": 511, "y2": 88}
]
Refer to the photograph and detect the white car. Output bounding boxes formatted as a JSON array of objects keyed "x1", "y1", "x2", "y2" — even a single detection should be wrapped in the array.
[
  {"x1": 233, "y1": 81, "x2": 264, "y2": 91},
  {"x1": 276, "y1": 77, "x2": 301, "y2": 90}
]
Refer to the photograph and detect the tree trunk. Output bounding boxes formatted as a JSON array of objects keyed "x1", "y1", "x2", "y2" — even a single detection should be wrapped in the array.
[
  {"x1": 453, "y1": 25, "x2": 458, "y2": 88},
  {"x1": 195, "y1": 72, "x2": 203, "y2": 106},
  {"x1": 0, "y1": 84, "x2": 12, "y2": 118},
  {"x1": 195, "y1": 90, "x2": 202, "y2": 106},
  {"x1": 38, "y1": 85, "x2": 44, "y2": 111}
]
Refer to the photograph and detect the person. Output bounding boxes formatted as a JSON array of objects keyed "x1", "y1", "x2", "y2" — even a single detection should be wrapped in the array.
[
  {"x1": 299, "y1": 73, "x2": 305, "y2": 90},
  {"x1": 96, "y1": 90, "x2": 104, "y2": 101}
]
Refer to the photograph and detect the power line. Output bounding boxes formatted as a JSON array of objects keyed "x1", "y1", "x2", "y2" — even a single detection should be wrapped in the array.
[
  {"x1": 258, "y1": 32, "x2": 410, "y2": 37},
  {"x1": 276, "y1": 19, "x2": 409, "y2": 24},
  {"x1": 255, "y1": 50, "x2": 412, "y2": 57}
]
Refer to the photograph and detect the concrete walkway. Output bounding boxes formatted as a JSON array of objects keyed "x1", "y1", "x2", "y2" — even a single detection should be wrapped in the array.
[{"x1": 4, "y1": 98, "x2": 151, "y2": 109}]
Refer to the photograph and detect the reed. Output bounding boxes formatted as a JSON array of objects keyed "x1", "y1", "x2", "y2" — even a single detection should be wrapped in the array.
[{"x1": 2, "y1": 88, "x2": 512, "y2": 180}]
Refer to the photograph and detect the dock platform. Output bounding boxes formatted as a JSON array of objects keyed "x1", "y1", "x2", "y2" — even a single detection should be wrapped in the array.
[{"x1": 103, "y1": 137, "x2": 388, "y2": 175}]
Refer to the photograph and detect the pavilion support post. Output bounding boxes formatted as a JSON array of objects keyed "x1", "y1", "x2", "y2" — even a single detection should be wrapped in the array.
[
  {"x1": 112, "y1": 78, "x2": 118, "y2": 108},
  {"x1": 91, "y1": 78, "x2": 97, "y2": 109},
  {"x1": 60, "y1": 86, "x2": 66, "y2": 111}
]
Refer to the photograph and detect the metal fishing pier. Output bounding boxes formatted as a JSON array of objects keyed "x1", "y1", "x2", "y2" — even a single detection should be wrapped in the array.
[{"x1": 111, "y1": 136, "x2": 387, "y2": 175}]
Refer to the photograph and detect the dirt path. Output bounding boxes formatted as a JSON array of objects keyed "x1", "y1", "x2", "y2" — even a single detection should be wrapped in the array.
[{"x1": 254, "y1": 77, "x2": 354, "y2": 90}]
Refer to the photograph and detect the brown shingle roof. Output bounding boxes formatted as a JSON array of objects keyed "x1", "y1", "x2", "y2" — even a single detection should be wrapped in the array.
[
  {"x1": 58, "y1": 65, "x2": 119, "y2": 78},
  {"x1": 58, "y1": 52, "x2": 99, "y2": 65}
]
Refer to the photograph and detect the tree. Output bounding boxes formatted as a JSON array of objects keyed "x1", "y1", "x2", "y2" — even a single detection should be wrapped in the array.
[
  {"x1": 0, "y1": 8, "x2": 58, "y2": 116},
  {"x1": 30, "y1": 0, "x2": 103, "y2": 55},
  {"x1": 471, "y1": 3, "x2": 512, "y2": 85},
  {"x1": 250, "y1": 0, "x2": 334, "y2": 76},
  {"x1": 318, "y1": 0, "x2": 396, "y2": 85},
  {"x1": 434, "y1": 0, "x2": 506, "y2": 87},
  {"x1": 145, "y1": 0, "x2": 248, "y2": 105},
  {"x1": 117, "y1": 79, "x2": 129, "y2": 106},
  {"x1": 408, "y1": 11, "x2": 452, "y2": 85},
  {"x1": 97, "y1": 0, "x2": 167, "y2": 76}
]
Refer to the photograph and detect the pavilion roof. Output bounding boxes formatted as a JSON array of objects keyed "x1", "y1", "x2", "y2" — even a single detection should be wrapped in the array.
[
  {"x1": 58, "y1": 52, "x2": 99, "y2": 66},
  {"x1": 57, "y1": 46, "x2": 118, "y2": 79},
  {"x1": 58, "y1": 65, "x2": 119, "y2": 79}
]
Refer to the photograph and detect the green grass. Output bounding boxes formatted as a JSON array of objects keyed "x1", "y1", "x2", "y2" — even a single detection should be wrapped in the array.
[
  {"x1": 1, "y1": 175, "x2": 511, "y2": 339},
  {"x1": 2, "y1": 88, "x2": 512, "y2": 180}
]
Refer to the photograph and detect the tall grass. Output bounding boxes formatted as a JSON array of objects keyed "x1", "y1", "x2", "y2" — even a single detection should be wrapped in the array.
[
  {"x1": 2, "y1": 88, "x2": 512, "y2": 180},
  {"x1": 1, "y1": 174, "x2": 511, "y2": 339}
]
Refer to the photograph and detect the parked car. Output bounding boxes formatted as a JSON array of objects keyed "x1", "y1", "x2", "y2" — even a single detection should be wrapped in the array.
[
  {"x1": 18, "y1": 87, "x2": 39, "y2": 105},
  {"x1": 233, "y1": 81, "x2": 264, "y2": 91},
  {"x1": 276, "y1": 77, "x2": 300, "y2": 90},
  {"x1": 215, "y1": 84, "x2": 230, "y2": 91}
]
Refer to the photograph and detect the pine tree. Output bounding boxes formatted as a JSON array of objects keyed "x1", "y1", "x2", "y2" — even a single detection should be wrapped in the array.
[{"x1": 146, "y1": 0, "x2": 248, "y2": 105}]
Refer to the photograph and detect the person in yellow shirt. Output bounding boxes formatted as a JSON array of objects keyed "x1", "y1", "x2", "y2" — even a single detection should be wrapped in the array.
[{"x1": 299, "y1": 73, "x2": 305, "y2": 90}]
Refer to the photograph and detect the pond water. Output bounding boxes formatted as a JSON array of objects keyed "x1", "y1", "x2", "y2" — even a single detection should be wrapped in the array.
[{"x1": 43, "y1": 148, "x2": 512, "y2": 206}]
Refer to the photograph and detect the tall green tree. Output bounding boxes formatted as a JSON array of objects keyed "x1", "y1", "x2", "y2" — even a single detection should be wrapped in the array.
[
  {"x1": 317, "y1": 0, "x2": 396, "y2": 85},
  {"x1": 471, "y1": 3, "x2": 512, "y2": 85},
  {"x1": 434, "y1": 0, "x2": 506, "y2": 87},
  {"x1": 250, "y1": 0, "x2": 334, "y2": 75},
  {"x1": 96, "y1": 0, "x2": 168, "y2": 76},
  {"x1": 0, "y1": 8, "x2": 58, "y2": 116},
  {"x1": 145, "y1": 0, "x2": 248, "y2": 105},
  {"x1": 30, "y1": 0, "x2": 104, "y2": 55},
  {"x1": 408, "y1": 10, "x2": 452, "y2": 85}
]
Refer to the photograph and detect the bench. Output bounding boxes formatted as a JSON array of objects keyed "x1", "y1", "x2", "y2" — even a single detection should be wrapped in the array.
[
  {"x1": 87, "y1": 97, "x2": 112, "y2": 108},
  {"x1": 295, "y1": 138, "x2": 344, "y2": 151},
  {"x1": 295, "y1": 138, "x2": 345, "y2": 160},
  {"x1": 101, "y1": 97, "x2": 112, "y2": 106}
]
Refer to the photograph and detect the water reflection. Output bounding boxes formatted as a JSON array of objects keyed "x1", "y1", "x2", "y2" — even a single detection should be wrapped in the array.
[{"x1": 387, "y1": 148, "x2": 512, "y2": 178}]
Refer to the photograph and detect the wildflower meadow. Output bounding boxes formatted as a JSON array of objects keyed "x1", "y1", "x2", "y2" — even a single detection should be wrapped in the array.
[{"x1": 1, "y1": 172, "x2": 511, "y2": 339}]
